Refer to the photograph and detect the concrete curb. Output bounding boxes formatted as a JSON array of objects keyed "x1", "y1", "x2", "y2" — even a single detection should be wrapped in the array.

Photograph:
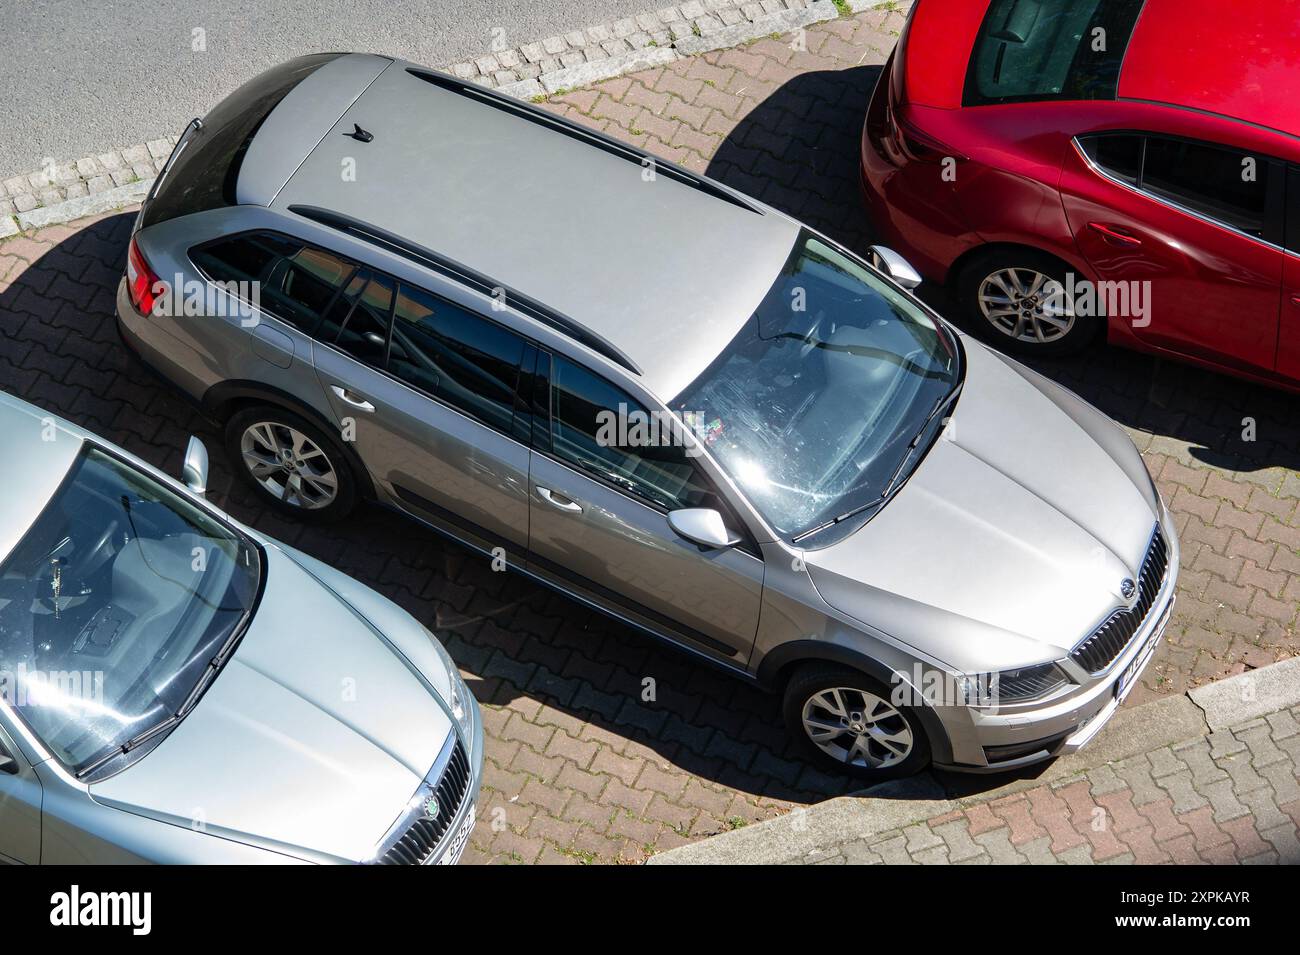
[
  {"x1": 15, "y1": 180, "x2": 151, "y2": 231},
  {"x1": 0, "y1": 0, "x2": 909, "y2": 236},
  {"x1": 674, "y1": 1, "x2": 838, "y2": 55},
  {"x1": 1189, "y1": 655, "x2": 1300, "y2": 730},
  {"x1": 648, "y1": 656, "x2": 1300, "y2": 864}
]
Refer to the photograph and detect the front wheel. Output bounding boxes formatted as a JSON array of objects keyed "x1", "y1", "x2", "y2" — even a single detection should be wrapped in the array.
[
  {"x1": 783, "y1": 664, "x2": 931, "y2": 780},
  {"x1": 956, "y1": 249, "x2": 1101, "y2": 357}
]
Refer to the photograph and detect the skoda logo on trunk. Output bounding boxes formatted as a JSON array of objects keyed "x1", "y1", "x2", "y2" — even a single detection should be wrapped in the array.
[{"x1": 1120, "y1": 578, "x2": 1136, "y2": 600}]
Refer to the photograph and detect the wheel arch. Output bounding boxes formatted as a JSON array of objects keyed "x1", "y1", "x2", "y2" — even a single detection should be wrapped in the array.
[
  {"x1": 756, "y1": 641, "x2": 954, "y2": 765},
  {"x1": 948, "y1": 241, "x2": 1096, "y2": 293},
  {"x1": 202, "y1": 379, "x2": 377, "y2": 501}
]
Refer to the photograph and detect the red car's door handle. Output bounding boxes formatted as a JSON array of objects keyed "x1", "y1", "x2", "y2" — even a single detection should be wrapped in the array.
[{"x1": 1087, "y1": 222, "x2": 1143, "y2": 248}]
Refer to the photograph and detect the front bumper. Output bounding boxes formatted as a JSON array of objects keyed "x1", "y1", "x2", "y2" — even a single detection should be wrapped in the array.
[{"x1": 935, "y1": 514, "x2": 1180, "y2": 773}]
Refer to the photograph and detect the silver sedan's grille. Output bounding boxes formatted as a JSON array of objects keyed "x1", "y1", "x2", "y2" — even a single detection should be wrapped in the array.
[
  {"x1": 376, "y1": 738, "x2": 472, "y2": 865},
  {"x1": 1071, "y1": 527, "x2": 1169, "y2": 675}
]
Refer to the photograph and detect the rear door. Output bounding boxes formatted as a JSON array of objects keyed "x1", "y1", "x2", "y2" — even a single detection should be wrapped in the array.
[
  {"x1": 1060, "y1": 131, "x2": 1284, "y2": 372},
  {"x1": 0, "y1": 722, "x2": 41, "y2": 864},
  {"x1": 311, "y1": 275, "x2": 532, "y2": 560},
  {"x1": 525, "y1": 353, "x2": 763, "y2": 666}
]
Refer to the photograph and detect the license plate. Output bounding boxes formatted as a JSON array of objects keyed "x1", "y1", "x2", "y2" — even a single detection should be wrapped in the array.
[
  {"x1": 1116, "y1": 606, "x2": 1170, "y2": 701},
  {"x1": 434, "y1": 806, "x2": 476, "y2": 866}
]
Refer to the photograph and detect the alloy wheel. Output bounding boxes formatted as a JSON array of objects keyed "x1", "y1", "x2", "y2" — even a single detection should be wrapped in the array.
[
  {"x1": 800, "y1": 686, "x2": 914, "y2": 769},
  {"x1": 976, "y1": 267, "x2": 1075, "y2": 344},
  {"x1": 239, "y1": 421, "x2": 339, "y2": 510}
]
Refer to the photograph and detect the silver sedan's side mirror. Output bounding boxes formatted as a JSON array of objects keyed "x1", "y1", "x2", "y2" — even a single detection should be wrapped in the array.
[
  {"x1": 181, "y1": 436, "x2": 209, "y2": 496},
  {"x1": 667, "y1": 508, "x2": 741, "y2": 550},
  {"x1": 867, "y1": 245, "x2": 923, "y2": 290}
]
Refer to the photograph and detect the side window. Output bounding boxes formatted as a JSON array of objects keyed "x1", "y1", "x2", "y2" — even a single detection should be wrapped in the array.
[
  {"x1": 321, "y1": 270, "x2": 395, "y2": 367},
  {"x1": 1079, "y1": 134, "x2": 1142, "y2": 185},
  {"x1": 192, "y1": 233, "x2": 297, "y2": 286},
  {"x1": 1141, "y1": 137, "x2": 1270, "y2": 238},
  {"x1": 388, "y1": 285, "x2": 525, "y2": 433},
  {"x1": 264, "y1": 245, "x2": 359, "y2": 333},
  {"x1": 549, "y1": 355, "x2": 713, "y2": 511},
  {"x1": 191, "y1": 233, "x2": 360, "y2": 334},
  {"x1": 1288, "y1": 166, "x2": 1300, "y2": 255}
]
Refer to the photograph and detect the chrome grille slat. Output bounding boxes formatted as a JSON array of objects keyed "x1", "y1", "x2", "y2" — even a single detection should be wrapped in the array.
[
  {"x1": 1071, "y1": 527, "x2": 1168, "y2": 675},
  {"x1": 377, "y1": 739, "x2": 472, "y2": 865}
]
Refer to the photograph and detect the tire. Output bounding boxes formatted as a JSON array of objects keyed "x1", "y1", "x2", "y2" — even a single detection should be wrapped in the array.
[
  {"x1": 782, "y1": 663, "x2": 931, "y2": 780},
  {"x1": 223, "y1": 404, "x2": 358, "y2": 522},
  {"x1": 956, "y1": 248, "x2": 1101, "y2": 357}
]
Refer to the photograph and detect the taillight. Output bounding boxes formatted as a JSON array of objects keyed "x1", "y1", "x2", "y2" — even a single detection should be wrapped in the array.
[
  {"x1": 895, "y1": 116, "x2": 965, "y2": 166},
  {"x1": 126, "y1": 236, "x2": 165, "y2": 315}
]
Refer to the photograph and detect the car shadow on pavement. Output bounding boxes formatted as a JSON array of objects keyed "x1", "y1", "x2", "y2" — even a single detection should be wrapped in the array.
[
  {"x1": 0, "y1": 212, "x2": 864, "y2": 822},
  {"x1": 706, "y1": 67, "x2": 1300, "y2": 478}
]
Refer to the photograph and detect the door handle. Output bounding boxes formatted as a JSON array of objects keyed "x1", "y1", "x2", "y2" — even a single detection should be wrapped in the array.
[
  {"x1": 1290, "y1": 294, "x2": 1300, "y2": 307},
  {"x1": 536, "y1": 486, "x2": 582, "y2": 513},
  {"x1": 1087, "y1": 222, "x2": 1142, "y2": 248},
  {"x1": 330, "y1": 384, "x2": 375, "y2": 412}
]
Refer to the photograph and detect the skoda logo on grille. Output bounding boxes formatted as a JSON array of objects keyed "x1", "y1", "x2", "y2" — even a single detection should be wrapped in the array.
[
  {"x1": 1120, "y1": 578, "x2": 1136, "y2": 600},
  {"x1": 422, "y1": 793, "x2": 441, "y2": 821}
]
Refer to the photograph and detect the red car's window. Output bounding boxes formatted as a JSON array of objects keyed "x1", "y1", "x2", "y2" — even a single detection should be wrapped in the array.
[{"x1": 964, "y1": 0, "x2": 1146, "y2": 106}]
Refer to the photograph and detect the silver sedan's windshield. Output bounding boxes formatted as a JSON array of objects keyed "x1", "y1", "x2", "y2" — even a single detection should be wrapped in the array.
[
  {"x1": 674, "y1": 233, "x2": 960, "y2": 543},
  {"x1": 0, "y1": 447, "x2": 260, "y2": 776}
]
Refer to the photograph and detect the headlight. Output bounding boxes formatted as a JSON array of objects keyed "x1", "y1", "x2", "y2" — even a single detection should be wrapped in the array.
[
  {"x1": 426, "y1": 629, "x2": 473, "y2": 740},
  {"x1": 991, "y1": 662, "x2": 1069, "y2": 703},
  {"x1": 960, "y1": 662, "x2": 1070, "y2": 706}
]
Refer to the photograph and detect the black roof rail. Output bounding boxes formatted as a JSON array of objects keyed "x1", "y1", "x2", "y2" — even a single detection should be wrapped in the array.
[
  {"x1": 288, "y1": 204, "x2": 644, "y2": 376},
  {"x1": 406, "y1": 67, "x2": 764, "y2": 217}
]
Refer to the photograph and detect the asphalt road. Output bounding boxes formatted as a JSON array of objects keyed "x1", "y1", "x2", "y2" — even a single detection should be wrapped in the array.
[{"x1": 0, "y1": 0, "x2": 658, "y2": 178}]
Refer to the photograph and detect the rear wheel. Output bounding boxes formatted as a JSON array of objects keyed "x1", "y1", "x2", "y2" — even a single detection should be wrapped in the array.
[
  {"x1": 956, "y1": 248, "x2": 1100, "y2": 357},
  {"x1": 224, "y1": 404, "x2": 357, "y2": 521},
  {"x1": 783, "y1": 663, "x2": 931, "y2": 780}
]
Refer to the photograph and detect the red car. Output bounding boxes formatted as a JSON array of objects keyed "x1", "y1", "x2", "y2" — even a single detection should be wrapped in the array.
[{"x1": 861, "y1": 0, "x2": 1300, "y2": 391}]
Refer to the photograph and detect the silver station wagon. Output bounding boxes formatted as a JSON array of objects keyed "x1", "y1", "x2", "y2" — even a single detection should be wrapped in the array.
[
  {"x1": 117, "y1": 53, "x2": 1177, "y2": 779},
  {"x1": 0, "y1": 394, "x2": 481, "y2": 864}
]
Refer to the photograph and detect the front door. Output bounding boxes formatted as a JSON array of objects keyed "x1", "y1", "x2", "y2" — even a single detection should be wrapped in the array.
[{"x1": 526, "y1": 354, "x2": 763, "y2": 665}]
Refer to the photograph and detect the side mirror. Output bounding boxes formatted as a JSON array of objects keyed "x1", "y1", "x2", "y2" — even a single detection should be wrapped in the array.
[
  {"x1": 667, "y1": 508, "x2": 741, "y2": 550},
  {"x1": 867, "y1": 245, "x2": 923, "y2": 290},
  {"x1": 0, "y1": 741, "x2": 18, "y2": 775},
  {"x1": 181, "y1": 436, "x2": 209, "y2": 496}
]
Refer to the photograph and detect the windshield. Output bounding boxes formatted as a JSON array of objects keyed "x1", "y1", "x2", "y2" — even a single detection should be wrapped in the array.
[
  {"x1": 674, "y1": 233, "x2": 959, "y2": 544},
  {"x1": 963, "y1": 0, "x2": 1146, "y2": 106},
  {"x1": 0, "y1": 447, "x2": 260, "y2": 776}
]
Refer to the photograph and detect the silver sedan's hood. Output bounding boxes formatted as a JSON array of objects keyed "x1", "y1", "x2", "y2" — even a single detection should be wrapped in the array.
[
  {"x1": 91, "y1": 547, "x2": 452, "y2": 863},
  {"x1": 804, "y1": 340, "x2": 1161, "y2": 673}
]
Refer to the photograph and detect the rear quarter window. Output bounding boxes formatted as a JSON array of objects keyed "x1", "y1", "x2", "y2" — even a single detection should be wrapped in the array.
[{"x1": 140, "y1": 54, "x2": 342, "y2": 229}]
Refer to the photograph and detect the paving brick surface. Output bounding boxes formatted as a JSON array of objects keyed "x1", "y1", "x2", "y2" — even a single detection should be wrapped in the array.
[
  {"x1": 0, "y1": 6, "x2": 1297, "y2": 865},
  {"x1": 792, "y1": 705, "x2": 1300, "y2": 864}
]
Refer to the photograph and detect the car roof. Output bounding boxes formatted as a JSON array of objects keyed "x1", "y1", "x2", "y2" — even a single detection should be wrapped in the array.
[
  {"x1": 1118, "y1": 0, "x2": 1300, "y2": 137},
  {"x1": 0, "y1": 394, "x2": 85, "y2": 564},
  {"x1": 262, "y1": 56, "x2": 801, "y2": 399}
]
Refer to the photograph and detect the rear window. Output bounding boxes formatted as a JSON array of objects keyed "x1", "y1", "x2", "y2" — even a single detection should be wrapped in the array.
[
  {"x1": 964, "y1": 0, "x2": 1146, "y2": 106},
  {"x1": 140, "y1": 54, "x2": 342, "y2": 229}
]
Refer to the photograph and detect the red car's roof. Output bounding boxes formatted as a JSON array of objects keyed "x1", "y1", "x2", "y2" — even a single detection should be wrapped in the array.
[{"x1": 1119, "y1": 0, "x2": 1300, "y2": 135}]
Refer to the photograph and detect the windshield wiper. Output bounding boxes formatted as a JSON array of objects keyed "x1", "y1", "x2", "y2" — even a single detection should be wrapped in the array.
[
  {"x1": 74, "y1": 713, "x2": 183, "y2": 779},
  {"x1": 791, "y1": 382, "x2": 964, "y2": 545}
]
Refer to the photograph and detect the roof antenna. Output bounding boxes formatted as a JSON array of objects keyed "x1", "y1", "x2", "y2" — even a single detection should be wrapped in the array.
[{"x1": 347, "y1": 123, "x2": 374, "y2": 143}]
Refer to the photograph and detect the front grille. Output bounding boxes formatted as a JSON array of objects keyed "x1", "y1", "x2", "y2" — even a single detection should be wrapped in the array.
[
  {"x1": 1070, "y1": 527, "x2": 1169, "y2": 675},
  {"x1": 378, "y1": 739, "x2": 472, "y2": 865}
]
